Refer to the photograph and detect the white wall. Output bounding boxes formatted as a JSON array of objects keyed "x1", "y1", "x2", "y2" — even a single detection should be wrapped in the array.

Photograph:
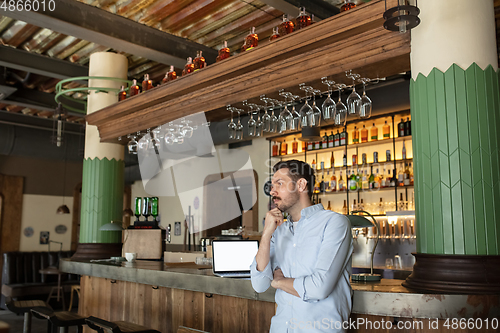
[
  {"x1": 130, "y1": 138, "x2": 273, "y2": 244},
  {"x1": 20, "y1": 194, "x2": 73, "y2": 252}
]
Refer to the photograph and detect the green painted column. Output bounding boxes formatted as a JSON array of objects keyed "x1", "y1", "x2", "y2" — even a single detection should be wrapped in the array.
[
  {"x1": 410, "y1": 64, "x2": 500, "y2": 255},
  {"x1": 404, "y1": 0, "x2": 500, "y2": 292},
  {"x1": 73, "y1": 52, "x2": 128, "y2": 259},
  {"x1": 80, "y1": 158, "x2": 124, "y2": 243}
]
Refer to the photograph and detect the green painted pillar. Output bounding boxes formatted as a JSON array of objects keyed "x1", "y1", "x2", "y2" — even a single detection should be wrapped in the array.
[
  {"x1": 404, "y1": 0, "x2": 500, "y2": 293},
  {"x1": 73, "y1": 52, "x2": 128, "y2": 259}
]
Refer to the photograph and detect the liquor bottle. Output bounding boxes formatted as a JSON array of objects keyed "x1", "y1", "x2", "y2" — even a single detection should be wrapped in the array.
[
  {"x1": 362, "y1": 170, "x2": 369, "y2": 190},
  {"x1": 374, "y1": 168, "x2": 381, "y2": 189},
  {"x1": 404, "y1": 163, "x2": 411, "y2": 186},
  {"x1": 360, "y1": 125, "x2": 368, "y2": 143},
  {"x1": 351, "y1": 199, "x2": 358, "y2": 211},
  {"x1": 327, "y1": 200, "x2": 332, "y2": 211},
  {"x1": 383, "y1": 120, "x2": 391, "y2": 139},
  {"x1": 330, "y1": 152, "x2": 334, "y2": 169},
  {"x1": 314, "y1": 140, "x2": 320, "y2": 150},
  {"x1": 328, "y1": 131, "x2": 334, "y2": 148},
  {"x1": 278, "y1": 14, "x2": 294, "y2": 36},
  {"x1": 142, "y1": 74, "x2": 153, "y2": 92},
  {"x1": 338, "y1": 171, "x2": 345, "y2": 191},
  {"x1": 162, "y1": 66, "x2": 177, "y2": 84},
  {"x1": 182, "y1": 57, "x2": 194, "y2": 76},
  {"x1": 193, "y1": 51, "x2": 206, "y2": 71},
  {"x1": 311, "y1": 159, "x2": 316, "y2": 170},
  {"x1": 281, "y1": 140, "x2": 288, "y2": 155},
  {"x1": 292, "y1": 138, "x2": 298, "y2": 154},
  {"x1": 380, "y1": 167, "x2": 387, "y2": 188},
  {"x1": 405, "y1": 117, "x2": 411, "y2": 136},
  {"x1": 314, "y1": 178, "x2": 320, "y2": 193},
  {"x1": 129, "y1": 79, "x2": 140, "y2": 96},
  {"x1": 301, "y1": 141, "x2": 306, "y2": 152},
  {"x1": 370, "y1": 123, "x2": 378, "y2": 141},
  {"x1": 386, "y1": 150, "x2": 392, "y2": 162},
  {"x1": 398, "y1": 193, "x2": 406, "y2": 211},
  {"x1": 320, "y1": 160, "x2": 325, "y2": 170},
  {"x1": 398, "y1": 163, "x2": 404, "y2": 186},
  {"x1": 118, "y1": 86, "x2": 127, "y2": 101},
  {"x1": 330, "y1": 171, "x2": 337, "y2": 192},
  {"x1": 378, "y1": 197, "x2": 384, "y2": 214},
  {"x1": 402, "y1": 140, "x2": 407, "y2": 160},
  {"x1": 352, "y1": 126, "x2": 359, "y2": 144},
  {"x1": 349, "y1": 170, "x2": 357, "y2": 191},
  {"x1": 334, "y1": 130, "x2": 340, "y2": 147},
  {"x1": 272, "y1": 141, "x2": 279, "y2": 156},
  {"x1": 322, "y1": 132, "x2": 328, "y2": 149},
  {"x1": 320, "y1": 173, "x2": 326, "y2": 193},
  {"x1": 325, "y1": 171, "x2": 331, "y2": 191},
  {"x1": 151, "y1": 197, "x2": 159, "y2": 221},
  {"x1": 340, "y1": 128, "x2": 347, "y2": 145},
  {"x1": 409, "y1": 163, "x2": 414, "y2": 185},
  {"x1": 373, "y1": 151, "x2": 379, "y2": 163},
  {"x1": 356, "y1": 169, "x2": 362, "y2": 190},
  {"x1": 216, "y1": 41, "x2": 230, "y2": 62},
  {"x1": 398, "y1": 118, "x2": 405, "y2": 137},
  {"x1": 352, "y1": 154, "x2": 357, "y2": 166},
  {"x1": 306, "y1": 140, "x2": 312, "y2": 151},
  {"x1": 341, "y1": 0, "x2": 356, "y2": 12},
  {"x1": 342, "y1": 200, "x2": 348, "y2": 214},
  {"x1": 359, "y1": 199, "x2": 365, "y2": 211},
  {"x1": 362, "y1": 153, "x2": 367, "y2": 165},
  {"x1": 296, "y1": 6, "x2": 312, "y2": 29},
  {"x1": 343, "y1": 151, "x2": 347, "y2": 166},
  {"x1": 390, "y1": 169, "x2": 396, "y2": 187},
  {"x1": 243, "y1": 27, "x2": 258, "y2": 51},
  {"x1": 369, "y1": 166, "x2": 375, "y2": 189},
  {"x1": 269, "y1": 27, "x2": 279, "y2": 41}
]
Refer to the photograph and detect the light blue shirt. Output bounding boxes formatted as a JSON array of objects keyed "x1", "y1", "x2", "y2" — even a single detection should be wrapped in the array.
[{"x1": 250, "y1": 204, "x2": 353, "y2": 333}]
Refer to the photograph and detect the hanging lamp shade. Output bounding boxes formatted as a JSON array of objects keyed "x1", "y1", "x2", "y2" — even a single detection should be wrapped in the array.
[
  {"x1": 123, "y1": 208, "x2": 134, "y2": 217},
  {"x1": 56, "y1": 204, "x2": 70, "y2": 214},
  {"x1": 100, "y1": 221, "x2": 124, "y2": 231},
  {"x1": 383, "y1": 0, "x2": 420, "y2": 33}
]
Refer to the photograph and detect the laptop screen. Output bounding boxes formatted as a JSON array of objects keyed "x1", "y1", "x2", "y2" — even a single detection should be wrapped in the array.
[{"x1": 212, "y1": 240, "x2": 259, "y2": 273}]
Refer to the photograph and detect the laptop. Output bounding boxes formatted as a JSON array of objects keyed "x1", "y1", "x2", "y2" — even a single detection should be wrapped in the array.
[{"x1": 212, "y1": 240, "x2": 259, "y2": 278}]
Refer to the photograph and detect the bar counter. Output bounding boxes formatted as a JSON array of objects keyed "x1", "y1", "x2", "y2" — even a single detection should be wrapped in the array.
[{"x1": 61, "y1": 259, "x2": 500, "y2": 327}]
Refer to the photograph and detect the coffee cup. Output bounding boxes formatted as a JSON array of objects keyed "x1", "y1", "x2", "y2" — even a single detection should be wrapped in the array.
[{"x1": 125, "y1": 253, "x2": 137, "y2": 262}]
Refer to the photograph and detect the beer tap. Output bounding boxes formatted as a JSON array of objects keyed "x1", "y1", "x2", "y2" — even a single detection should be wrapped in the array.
[{"x1": 409, "y1": 219, "x2": 415, "y2": 242}]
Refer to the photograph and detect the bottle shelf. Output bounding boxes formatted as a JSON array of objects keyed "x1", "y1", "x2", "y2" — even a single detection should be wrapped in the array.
[
  {"x1": 274, "y1": 135, "x2": 412, "y2": 159},
  {"x1": 315, "y1": 185, "x2": 414, "y2": 195}
]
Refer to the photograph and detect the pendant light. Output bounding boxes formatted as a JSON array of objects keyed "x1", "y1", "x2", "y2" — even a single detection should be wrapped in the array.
[{"x1": 54, "y1": 103, "x2": 70, "y2": 214}]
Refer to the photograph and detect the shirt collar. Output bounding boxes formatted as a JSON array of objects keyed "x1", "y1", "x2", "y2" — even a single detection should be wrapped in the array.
[{"x1": 287, "y1": 204, "x2": 324, "y2": 223}]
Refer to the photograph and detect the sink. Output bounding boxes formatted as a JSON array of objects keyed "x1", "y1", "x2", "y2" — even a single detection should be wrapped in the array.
[
  {"x1": 163, "y1": 251, "x2": 202, "y2": 263},
  {"x1": 352, "y1": 267, "x2": 412, "y2": 280}
]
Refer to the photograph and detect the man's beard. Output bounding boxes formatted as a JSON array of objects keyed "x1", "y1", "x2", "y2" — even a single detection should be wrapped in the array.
[{"x1": 273, "y1": 190, "x2": 300, "y2": 213}]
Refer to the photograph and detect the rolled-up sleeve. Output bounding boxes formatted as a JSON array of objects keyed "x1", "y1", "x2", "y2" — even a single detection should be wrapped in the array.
[
  {"x1": 293, "y1": 215, "x2": 352, "y2": 302},
  {"x1": 250, "y1": 234, "x2": 277, "y2": 293}
]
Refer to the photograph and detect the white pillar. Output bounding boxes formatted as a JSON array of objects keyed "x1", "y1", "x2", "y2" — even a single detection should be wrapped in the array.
[
  {"x1": 410, "y1": 0, "x2": 497, "y2": 79},
  {"x1": 85, "y1": 52, "x2": 128, "y2": 160}
]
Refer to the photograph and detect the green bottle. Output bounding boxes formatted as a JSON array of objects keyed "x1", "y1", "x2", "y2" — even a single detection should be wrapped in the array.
[
  {"x1": 369, "y1": 166, "x2": 375, "y2": 189},
  {"x1": 349, "y1": 170, "x2": 357, "y2": 191}
]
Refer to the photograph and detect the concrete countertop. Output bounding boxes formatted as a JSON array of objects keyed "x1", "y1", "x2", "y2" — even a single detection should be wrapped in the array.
[{"x1": 61, "y1": 259, "x2": 500, "y2": 320}]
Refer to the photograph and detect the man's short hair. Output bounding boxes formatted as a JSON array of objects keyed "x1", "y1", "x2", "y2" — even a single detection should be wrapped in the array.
[{"x1": 273, "y1": 159, "x2": 315, "y2": 199}]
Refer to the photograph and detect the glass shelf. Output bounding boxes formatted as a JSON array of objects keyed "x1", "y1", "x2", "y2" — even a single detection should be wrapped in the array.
[{"x1": 314, "y1": 185, "x2": 414, "y2": 195}]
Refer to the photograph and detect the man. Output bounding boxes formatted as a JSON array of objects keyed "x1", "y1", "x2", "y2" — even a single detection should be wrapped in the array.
[{"x1": 250, "y1": 160, "x2": 353, "y2": 332}]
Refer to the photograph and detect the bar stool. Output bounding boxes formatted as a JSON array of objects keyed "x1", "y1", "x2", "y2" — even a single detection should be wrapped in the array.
[
  {"x1": 31, "y1": 306, "x2": 86, "y2": 333},
  {"x1": 5, "y1": 299, "x2": 52, "y2": 333},
  {"x1": 86, "y1": 316, "x2": 161, "y2": 333}
]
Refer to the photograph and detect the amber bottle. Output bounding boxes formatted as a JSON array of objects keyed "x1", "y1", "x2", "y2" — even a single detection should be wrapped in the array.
[
  {"x1": 341, "y1": 0, "x2": 356, "y2": 12},
  {"x1": 182, "y1": 57, "x2": 194, "y2": 76},
  {"x1": 269, "y1": 27, "x2": 280, "y2": 41},
  {"x1": 278, "y1": 14, "x2": 294, "y2": 36},
  {"x1": 162, "y1": 65, "x2": 177, "y2": 84},
  {"x1": 216, "y1": 41, "x2": 230, "y2": 62},
  {"x1": 243, "y1": 27, "x2": 258, "y2": 51},
  {"x1": 296, "y1": 7, "x2": 311, "y2": 29},
  {"x1": 129, "y1": 79, "x2": 140, "y2": 96},
  {"x1": 193, "y1": 51, "x2": 206, "y2": 71},
  {"x1": 118, "y1": 86, "x2": 127, "y2": 101},
  {"x1": 142, "y1": 74, "x2": 153, "y2": 92}
]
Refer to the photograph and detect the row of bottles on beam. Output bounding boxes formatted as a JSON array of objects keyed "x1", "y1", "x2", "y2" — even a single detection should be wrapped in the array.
[
  {"x1": 271, "y1": 118, "x2": 411, "y2": 156},
  {"x1": 316, "y1": 194, "x2": 415, "y2": 216},
  {"x1": 312, "y1": 162, "x2": 414, "y2": 193}
]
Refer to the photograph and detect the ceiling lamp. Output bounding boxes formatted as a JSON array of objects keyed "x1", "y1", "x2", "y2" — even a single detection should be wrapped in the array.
[{"x1": 383, "y1": 0, "x2": 420, "y2": 33}]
